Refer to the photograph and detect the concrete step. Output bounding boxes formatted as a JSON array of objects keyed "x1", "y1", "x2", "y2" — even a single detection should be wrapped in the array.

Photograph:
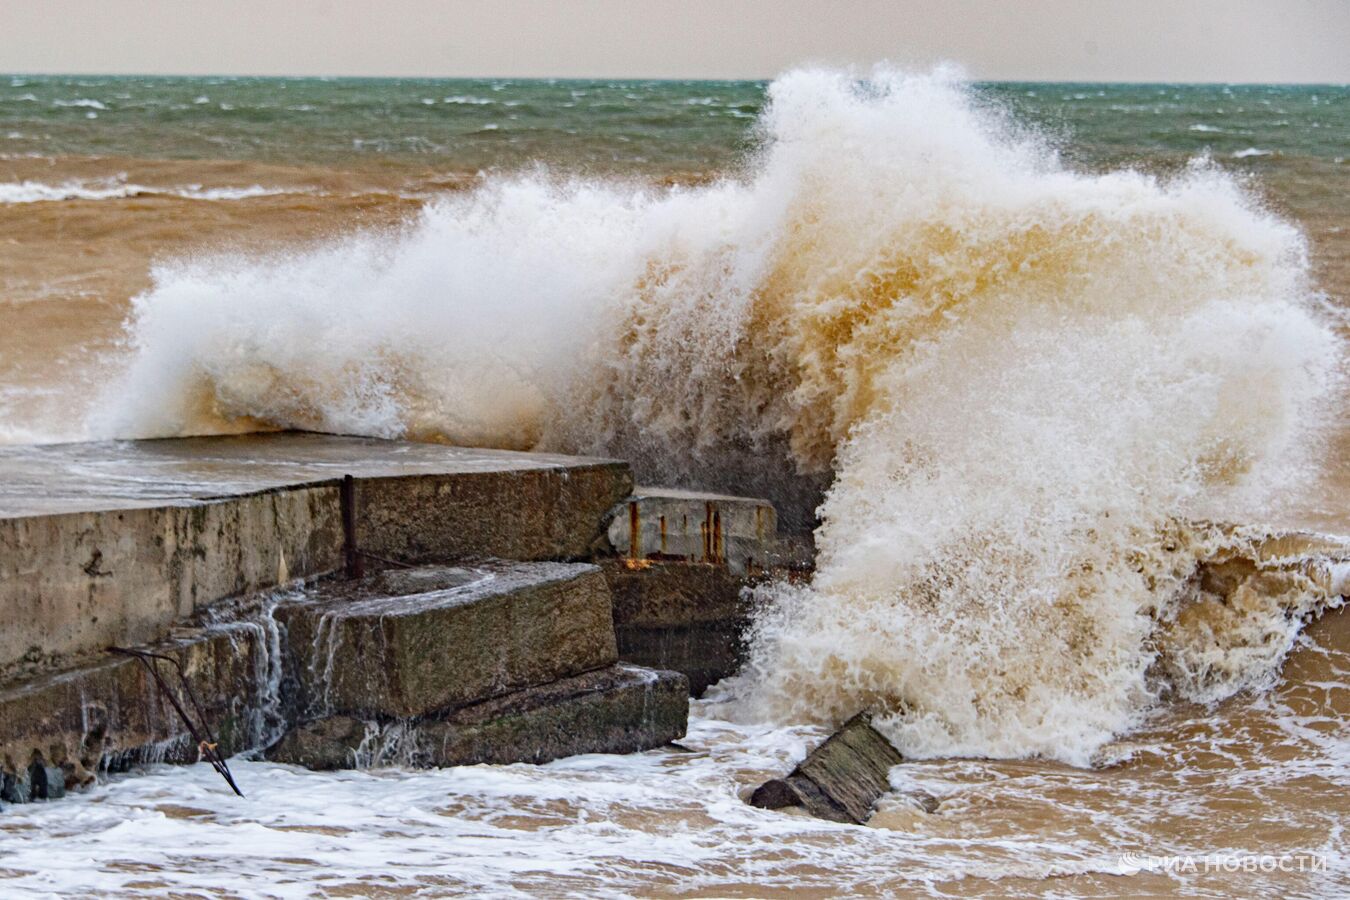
[
  {"x1": 0, "y1": 624, "x2": 270, "y2": 801},
  {"x1": 0, "y1": 433, "x2": 632, "y2": 678},
  {"x1": 266, "y1": 664, "x2": 688, "y2": 770},
  {"x1": 275, "y1": 562, "x2": 618, "y2": 719}
]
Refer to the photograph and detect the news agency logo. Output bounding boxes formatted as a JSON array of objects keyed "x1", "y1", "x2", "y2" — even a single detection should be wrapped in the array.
[{"x1": 1118, "y1": 851, "x2": 1329, "y2": 875}]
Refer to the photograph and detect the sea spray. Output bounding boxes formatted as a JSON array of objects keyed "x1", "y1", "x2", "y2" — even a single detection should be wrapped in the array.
[{"x1": 94, "y1": 67, "x2": 1344, "y2": 762}]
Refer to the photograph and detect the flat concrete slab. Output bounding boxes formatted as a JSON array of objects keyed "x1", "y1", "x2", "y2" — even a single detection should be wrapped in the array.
[{"x1": 0, "y1": 432, "x2": 625, "y2": 518}]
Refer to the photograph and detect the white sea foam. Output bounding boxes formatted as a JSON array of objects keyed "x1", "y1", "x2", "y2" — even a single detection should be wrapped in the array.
[
  {"x1": 0, "y1": 715, "x2": 1185, "y2": 896},
  {"x1": 91, "y1": 67, "x2": 1345, "y2": 763},
  {"x1": 0, "y1": 178, "x2": 307, "y2": 204},
  {"x1": 2, "y1": 686, "x2": 1346, "y2": 899}
]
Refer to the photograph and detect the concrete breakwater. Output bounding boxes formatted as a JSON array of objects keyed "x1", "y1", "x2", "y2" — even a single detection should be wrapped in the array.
[{"x1": 0, "y1": 433, "x2": 793, "y2": 802}]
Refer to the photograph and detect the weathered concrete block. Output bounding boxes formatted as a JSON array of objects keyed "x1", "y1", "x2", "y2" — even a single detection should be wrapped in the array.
[
  {"x1": 0, "y1": 626, "x2": 266, "y2": 791},
  {"x1": 601, "y1": 560, "x2": 751, "y2": 695},
  {"x1": 0, "y1": 488, "x2": 339, "y2": 682},
  {"x1": 604, "y1": 560, "x2": 751, "y2": 630},
  {"x1": 749, "y1": 713, "x2": 903, "y2": 824},
  {"x1": 267, "y1": 664, "x2": 688, "y2": 770},
  {"x1": 264, "y1": 714, "x2": 374, "y2": 770},
  {"x1": 419, "y1": 664, "x2": 688, "y2": 766},
  {"x1": 607, "y1": 487, "x2": 777, "y2": 575},
  {"x1": 356, "y1": 464, "x2": 632, "y2": 564},
  {"x1": 0, "y1": 433, "x2": 632, "y2": 676},
  {"x1": 276, "y1": 563, "x2": 619, "y2": 719}
]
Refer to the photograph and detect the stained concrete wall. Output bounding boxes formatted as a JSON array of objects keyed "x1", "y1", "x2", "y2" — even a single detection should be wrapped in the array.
[
  {"x1": 0, "y1": 626, "x2": 267, "y2": 787},
  {"x1": 606, "y1": 487, "x2": 778, "y2": 574},
  {"x1": 0, "y1": 486, "x2": 340, "y2": 680}
]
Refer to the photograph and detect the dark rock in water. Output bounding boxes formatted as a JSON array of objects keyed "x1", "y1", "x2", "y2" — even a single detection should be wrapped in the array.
[
  {"x1": 909, "y1": 791, "x2": 940, "y2": 814},
  {"x1": 275, "y1": 561, "x2": 618, "y2": 719},
  {"x1": 268, "y1": 664, "x2": 688, "y2": 770},
  {"x1": 748, "y1": 713, "x2": 903, "y2": 824},
  {"x1": 27, "y1": 761, "x2": 65, "y2": 800},
  {"x1": 1, "y1": 769, "x2": 30, "y2": 804},
  {"x1": 602, "y1": 560, "x2": 751, "y2": 695}
]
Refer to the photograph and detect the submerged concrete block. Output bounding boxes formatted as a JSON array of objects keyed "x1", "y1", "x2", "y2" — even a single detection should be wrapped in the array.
[
  {"x1": 265, "y1": 715, "x2": 374, "y2": 770},
  {"x1": 266, "y1": 664, "x2": 688, "y2": 770},
  {"x1": 276, "y1": 562, "x2": 619, "y2": 719},
  {"x1": 749, "y1": 713, "x2": 903, "y2": 824},
  {"x1": 606, "y1": 487, "x2": 777, "y2": 575},
  {"x1": 418, "y1": 663, "x2": 688, "y2": 766},
  {"x1": 602, "y1": 560, "x2": 752, "y2": 695},
  {"x1": 0, "y1": 626, "x2": 267, "y2": 791}
]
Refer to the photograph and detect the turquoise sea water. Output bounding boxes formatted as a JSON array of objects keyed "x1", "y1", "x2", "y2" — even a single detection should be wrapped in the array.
[{"x1": 3, "y1": 75, "x2": 1346, "y2": 176}]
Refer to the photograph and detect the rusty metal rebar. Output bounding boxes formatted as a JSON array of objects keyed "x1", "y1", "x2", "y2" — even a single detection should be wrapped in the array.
[
  {"x1": 340, "y1": 474, "x2": 414, "y2": 573},
  {"x1": 340, "y1": 474, "x2": 365, "y2": 579},
  {"x1": 107, "y1": 646, "x2": 244, "y2": 797}
]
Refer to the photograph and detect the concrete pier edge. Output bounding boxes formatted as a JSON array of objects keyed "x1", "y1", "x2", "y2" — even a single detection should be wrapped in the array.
[{"x1": 0, "y1": 431, "x2": 801, "y2": 799}]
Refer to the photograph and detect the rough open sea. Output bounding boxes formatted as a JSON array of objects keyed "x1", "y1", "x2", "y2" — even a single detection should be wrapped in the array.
[{"x1": 1, "y1": 70, "x2": 1347, "y2": 897}]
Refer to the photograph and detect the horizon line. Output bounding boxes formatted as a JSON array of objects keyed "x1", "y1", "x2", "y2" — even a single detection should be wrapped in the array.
[{"x1": 6, "y1": 71, "x2": 1349, "y2": 88}]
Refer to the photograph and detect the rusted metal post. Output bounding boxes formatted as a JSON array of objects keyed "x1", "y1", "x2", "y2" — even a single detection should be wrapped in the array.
[{"x1": 341, "y1": 474, "x2": 364, "y2": 579}]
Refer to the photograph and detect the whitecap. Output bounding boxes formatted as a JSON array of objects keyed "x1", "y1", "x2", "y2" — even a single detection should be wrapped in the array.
[
  {"x1": 52, "y1": 98, "x2": 107, "y2": 109},
  {"x1": 0, "y1": 178, "x2": 305, "y2": 204}
]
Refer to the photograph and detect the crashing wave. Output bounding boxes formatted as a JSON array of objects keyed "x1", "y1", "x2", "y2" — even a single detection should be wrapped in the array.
[{"x1": 93, "y1": 67, "x2": 1346, "y2": 763}]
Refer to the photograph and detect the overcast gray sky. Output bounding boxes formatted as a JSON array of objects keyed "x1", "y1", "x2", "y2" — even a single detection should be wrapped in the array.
[{"x1": 3, "y1": 0, "x2": 1348, "y2": 82}]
